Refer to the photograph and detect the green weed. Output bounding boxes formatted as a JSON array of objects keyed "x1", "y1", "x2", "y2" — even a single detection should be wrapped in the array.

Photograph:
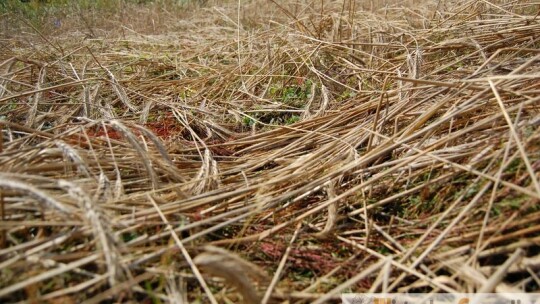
[
  {"x1": 285, "y1": 114, "x2": 300, "y2": 125},
  {"x1": 242, "y1": 115, "x2": 255, "y2": 127},
  {"x1": 268, "y1": 79, "x2": 313, "y2": 108}
]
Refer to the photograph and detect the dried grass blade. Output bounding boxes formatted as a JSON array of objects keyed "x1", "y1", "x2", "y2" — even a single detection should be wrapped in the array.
[{"x1": 148, "y1": 195, "x2": 218, "y2": 304}]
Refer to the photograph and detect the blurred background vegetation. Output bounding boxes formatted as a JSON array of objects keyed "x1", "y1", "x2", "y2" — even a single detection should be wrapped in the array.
[{"x1": 0, "y1": 0, "x2": 207, "y2": 38}]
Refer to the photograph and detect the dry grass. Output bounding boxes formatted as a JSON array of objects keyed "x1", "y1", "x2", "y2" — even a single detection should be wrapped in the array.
[{"x1": 1, "y1": 0, "x2": 539, "y2": 302}]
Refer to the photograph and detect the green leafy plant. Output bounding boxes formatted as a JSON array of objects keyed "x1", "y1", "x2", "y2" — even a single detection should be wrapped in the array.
[
  {"x1": 268, "y1": 78, "x2": 313, "y2": 107},
  {"x1": 242, "y1": 115, "x2": 256, "y2": 127},
  {"x1": 285, "y1": 114, "x2": 300, "y2": 125}
]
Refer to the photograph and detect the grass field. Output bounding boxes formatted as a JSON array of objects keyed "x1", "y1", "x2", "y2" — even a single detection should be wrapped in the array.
[{"x1": 1, "y1": 0, "x2": 539, "y2": 302}]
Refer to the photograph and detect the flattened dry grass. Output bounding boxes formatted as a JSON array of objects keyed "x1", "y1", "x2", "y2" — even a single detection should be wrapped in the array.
[{"x1": 1, "y1": 0, "x2": 539, "y2": 302}]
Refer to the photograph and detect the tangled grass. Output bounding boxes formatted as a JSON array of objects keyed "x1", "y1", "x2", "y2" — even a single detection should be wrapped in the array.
[{"x1": 0, "y1": 0, "x2": 539, "y2": 302}]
